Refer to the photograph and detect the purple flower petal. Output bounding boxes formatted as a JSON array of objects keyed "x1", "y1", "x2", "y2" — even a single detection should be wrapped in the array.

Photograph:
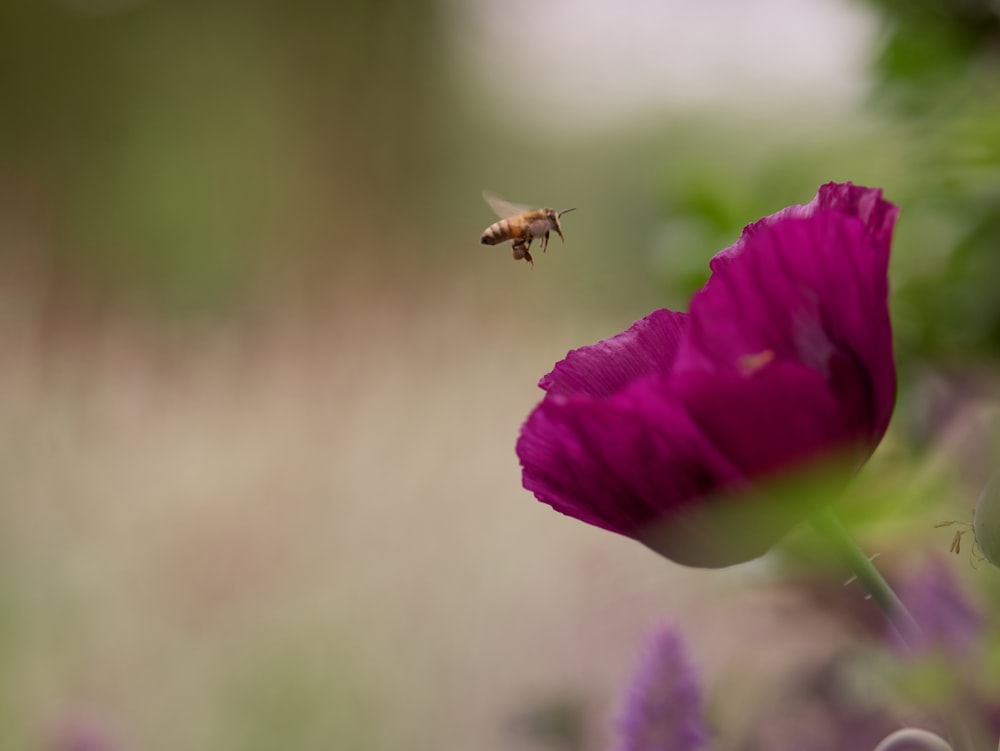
[
  {"x1": 677, "y1": 209, "x2": 895, "y2": 454},
  {"x1": 672, "y1": 361, "x2": 851, "y2": 478},
  {"x1": 541, "y1": 309, "x2": 688, "y2": 399},
  {"x1": 518, "y1": 375, "x2": 743, "y2": 537},
  {"x1": 517, "y1": 182, "x2": 899, "y2": 567},
  {"x1": 615, "y1": 624, "x2": 708, "y2": 751}
]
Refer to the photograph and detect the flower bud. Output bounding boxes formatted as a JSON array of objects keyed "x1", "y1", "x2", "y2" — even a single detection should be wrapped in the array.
[
  {"x1": 973, "y1": 474, "x2": 1000, "y2": 567},
  {"x1": 872, "y1": 728, "x2": 953, "y2": 751}
]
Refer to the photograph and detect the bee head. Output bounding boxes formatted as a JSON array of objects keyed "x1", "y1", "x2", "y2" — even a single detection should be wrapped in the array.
[{"x1": 551, "y1": 207, "x2": 576, "y2": 242}]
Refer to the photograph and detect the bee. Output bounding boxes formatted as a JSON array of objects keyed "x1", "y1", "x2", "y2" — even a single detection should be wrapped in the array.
[{"x1": 480, "y1": 191, "x2": 576, "y2": 267}]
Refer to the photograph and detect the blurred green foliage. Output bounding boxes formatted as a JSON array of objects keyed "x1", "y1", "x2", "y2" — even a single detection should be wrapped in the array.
[
  {"x1": 3, "y1": 0, "x2": 996, "y2": 357},
  {"x1": 218, "y1": 637, "x2": 380, "y2": 751},
  {"x1": 871, "y1": 0, "x2": 1000, "y2": 361},
  {"x1": 654, "y1": 0, "x2": 1000, "y2": 366},
  {"x1": 0, "y1": 0, "x2": 446, "y2": 313},
  {"x1": 866, "y1": 0, "x2": 1000, "y2": 108}
]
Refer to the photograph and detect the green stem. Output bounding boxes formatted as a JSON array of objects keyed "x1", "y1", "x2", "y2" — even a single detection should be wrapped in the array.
[{"x1": 810, "y1": 508, "x2": 920, "y2": 646}]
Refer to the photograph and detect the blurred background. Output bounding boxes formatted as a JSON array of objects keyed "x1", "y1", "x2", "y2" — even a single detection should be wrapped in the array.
[{"x1": 1, "y1": 0, "x2": 999, "y2": 749}]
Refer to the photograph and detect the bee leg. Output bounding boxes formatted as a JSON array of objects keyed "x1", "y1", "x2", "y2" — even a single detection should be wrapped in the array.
[
  {"x1": 541, "y1": 231, "x2": 549, "y2": 253},
  {"x1": 511, "y1": 241, "x2": 533, "y2": 268}
]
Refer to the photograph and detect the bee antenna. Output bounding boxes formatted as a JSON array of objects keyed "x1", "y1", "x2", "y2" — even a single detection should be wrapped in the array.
[{"x1": 558, "y1": 207, "x2": 577, "y2": 217}]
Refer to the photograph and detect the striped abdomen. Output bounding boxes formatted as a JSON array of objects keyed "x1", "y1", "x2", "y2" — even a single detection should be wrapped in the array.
[{"x1": 480, "y1": 216, "x2": 528, "y2": 246}]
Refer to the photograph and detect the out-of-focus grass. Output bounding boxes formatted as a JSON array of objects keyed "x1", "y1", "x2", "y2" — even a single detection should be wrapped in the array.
[
  {"x1": 2, "y1": 268, "x2": 963, "y2": 750},
  {"x1": 0, "y1": 274, "x2": 710, "y2": 750}
]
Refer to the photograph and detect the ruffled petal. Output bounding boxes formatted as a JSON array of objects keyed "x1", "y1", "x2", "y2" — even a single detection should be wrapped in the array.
[
  {"x1": 710, "y1": 182, "x2": 897, "y2": 270},
  {"x1": 540, "y1": 309, "x2": 688, "y2": 399},
  {"x1": 518, "y1": 375, "x2": 743, "y2": 538},
  {"x1": 676, "y1": 210, "x2": 895, "y2": 451},
  {"x1": 807, "y1": 181, "x2": 898, "y2": 251}
]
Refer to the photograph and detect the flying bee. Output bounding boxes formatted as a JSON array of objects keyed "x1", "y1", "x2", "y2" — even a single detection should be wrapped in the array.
[{"x1": 480, "y1": 191, "x2": 576, "y2": 267}]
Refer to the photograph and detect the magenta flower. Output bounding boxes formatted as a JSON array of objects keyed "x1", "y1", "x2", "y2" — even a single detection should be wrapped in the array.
[
  {"x1": 517, "y1": 182, "x2": 899, "y2": 567},
  {"x1": 615, "y1": 624, "x2": 708, "y2": 751}
]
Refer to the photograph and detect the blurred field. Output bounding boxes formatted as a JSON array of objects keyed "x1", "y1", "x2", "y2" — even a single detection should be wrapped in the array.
[
  {"x1": 0, "y1": 276, "x2": 712, "y2": 749},
  {"x1": 0, "y1": 265, "x2": 895, "y2": 750}
]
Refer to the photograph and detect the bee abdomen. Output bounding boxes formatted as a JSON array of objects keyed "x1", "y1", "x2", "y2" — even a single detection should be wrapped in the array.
[{"x1": 480, "y1": 220, "x2": 507, "y2": 245}]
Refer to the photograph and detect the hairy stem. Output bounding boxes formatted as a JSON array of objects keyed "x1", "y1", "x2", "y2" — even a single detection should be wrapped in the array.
[{"x1": 810, "y1": 507, "x2": 920, "y2": 646}]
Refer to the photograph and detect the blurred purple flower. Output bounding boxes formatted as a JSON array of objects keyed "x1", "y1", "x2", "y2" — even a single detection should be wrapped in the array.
[
  {"x1": 49, "y1": 714, "x2": 120, "y2": 751},
  {"x1": 615, "y1": 624, "x2": 708, "y2": 751},
  {"x1": 517, "y1": 183, "x2": 899, "y2": 567},
  {"x1": 894, "y1": 555, "x2": 984, "y2": 655}
]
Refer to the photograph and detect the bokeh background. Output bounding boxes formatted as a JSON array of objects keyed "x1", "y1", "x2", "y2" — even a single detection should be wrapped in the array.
[{"x1": 1, "y1": 0, "x2": 999, "y2": 749}]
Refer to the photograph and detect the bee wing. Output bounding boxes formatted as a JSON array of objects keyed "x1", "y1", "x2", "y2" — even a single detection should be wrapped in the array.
[{"x1": 483, "y1": 190, "x2": 532, "y2": 219}]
